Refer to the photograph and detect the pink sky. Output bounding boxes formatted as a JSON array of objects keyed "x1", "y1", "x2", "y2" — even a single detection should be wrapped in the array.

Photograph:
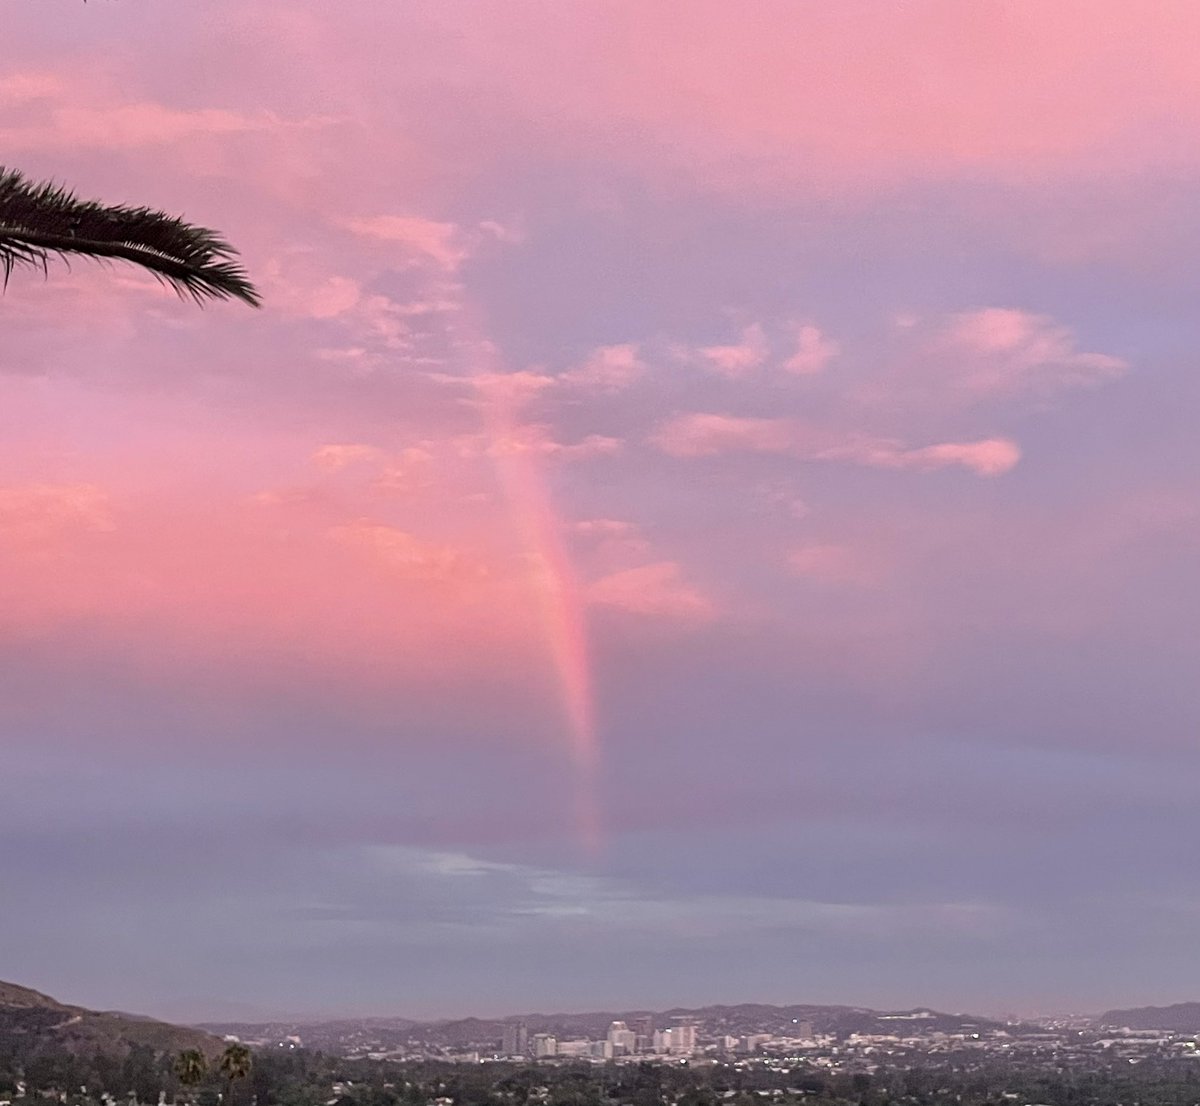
[{"x1": 3, "y1": 1, "x2": 1200, "y2": 1021}]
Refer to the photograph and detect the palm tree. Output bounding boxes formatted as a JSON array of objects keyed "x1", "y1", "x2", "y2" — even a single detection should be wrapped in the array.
[
  {"x1": 173, "y1": 1049, "x2": 208, "y2": 1106},
  {"x1": 0, "y1": 166, "x2": 260, "y2": 306},
  {"x1": 218, "y1": 1043, "x2": 252, "y2": 1106}
]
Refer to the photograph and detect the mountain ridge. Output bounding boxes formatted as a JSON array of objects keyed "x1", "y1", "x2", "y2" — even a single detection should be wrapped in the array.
[
  {"x1": 0, "y1": 978, "x2": 221, "y2": 1060},
  {"x1": 198, "y1": 1001, "x2": 1011, "y2": 1052},
  {"x1": 1099, "y1": 1002, "x2": 1200, "y2": 1031}
]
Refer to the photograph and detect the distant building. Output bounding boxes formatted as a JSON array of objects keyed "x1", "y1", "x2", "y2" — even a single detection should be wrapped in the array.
[
  {"x1": 607, "y1": 1021, "x2": 637, "y2": 1055},
  {"x1": 532, "y1": 1033, "x2": 557, "y2": 1059},
  {"x1": 556, "y1": 1039, "x2": 591, "y2": 1058},
  {"x1": 633, "y1": 1016, "x2": 655, "y2": 1053},
  {"x1": 590, "y1": 1040, "x2": 614, "y2": 1059},
  {"x1": 652, "y1": 1022, "x2": 696, "y2": 1057},
  {"x1": 502, "y1": 1022, "x2": 529, "y2": 1058},
  {"x1": 667, "y1": 1019, "x2": 697, "y2": 1056}
]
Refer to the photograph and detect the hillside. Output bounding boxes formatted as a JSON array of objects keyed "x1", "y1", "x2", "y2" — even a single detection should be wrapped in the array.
[
  {"x1": 1099, "y1": 1002, "x2": 1200, "y2": 1031},
  {"x1": 0, "y1": 979, "x2": 221, "y2": 1060},
  {"x1": 200, "y1": 1002, "x2": 1009, "y2": 1054}
]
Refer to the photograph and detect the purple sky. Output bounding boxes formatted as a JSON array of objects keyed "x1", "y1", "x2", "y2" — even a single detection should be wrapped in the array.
[{"x1": 3, "y1": 1, "x2": 1200, "y2": 1022}]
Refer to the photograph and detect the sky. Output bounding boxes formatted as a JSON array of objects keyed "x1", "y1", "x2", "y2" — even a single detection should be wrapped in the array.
[{"x1": 3, "y1": 0, "x2": 1200, "y2": 1023}]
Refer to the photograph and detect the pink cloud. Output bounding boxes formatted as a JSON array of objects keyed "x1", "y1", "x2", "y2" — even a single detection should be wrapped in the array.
[
  {"x1": 342, "y1": 215, "x2": 469, "y2": 271},
  {"x1": 563, "y1": 343, "x2": 645, "y2": 392},
  {"x1": 653, "y1": 414, "x2": 1020, "y2": 477},
  {"x1": 0, "y1": 103, "x2": 297, "y2": 151},
  {"x1": 470, "y1": 370, "x2": 557, "y2": 407},
  {"x1": 572, "y1": 518, "x2": 651, "y2": 569},
  {"x1": 933, "y1": 308, "x2": 1127, "y2": 399},
  {"x1": 0, "y1": 71, "x2": 66, "y2": 102},
  {"x1": 698, "y1": 323, "x2": 769, "y2": 377},
  {"x1": 329, "y1": 520, "x2": 487, "y2": 586},
  {"x1": 425, "y1": 3, "x2": 1200, "y2": 196},
  {"x1": 574, "y1": 518, "x2": 638, "y2": 538},
  {"x1": 371, "y1": 448, "x2": 435, "y2": 495},
  {"x1": 653, "y1": 413, "x2": 808, "y2": 457},
  {"x1": 311, "y1": 444, "x2": 383, "y2": 472},
  {"x1": 263, "y1": 271, "x2": 361, "y2": 321},
  {"x1": 476, "y1": 430, "x2": 623, "y2": 462},
  {"x1": 787, "y1": 544, "x2": 881, "y2": 587},
  {"x1": 0, "y1": 483, "x2": 114, "y2": 543},
  {"x1": 877, "y1": 438, "x2": 1022, "y2": 477},
  {"x1": 586, "y1": 561, "x2": 714, "y2": 621},
  {"x1": 783, "y1": 323, "x2": 840, "y2": 375}
]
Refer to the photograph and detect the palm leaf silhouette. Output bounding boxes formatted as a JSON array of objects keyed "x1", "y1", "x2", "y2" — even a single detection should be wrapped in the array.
[{"x1": 0, "y1": 166, "x2": 260, "y2": 307}]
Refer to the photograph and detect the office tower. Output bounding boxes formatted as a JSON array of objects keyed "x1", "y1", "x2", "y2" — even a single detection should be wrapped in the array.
[
  {"x1": 502, "y1": 1021, "x2": 529, "y2": 1057},
  {"x1": 667, "y1": 1019, "x2": 697, "y2": 1056},
  {"x1": 607, "y1": 1020, "x2": 637, "y2": 1054}
]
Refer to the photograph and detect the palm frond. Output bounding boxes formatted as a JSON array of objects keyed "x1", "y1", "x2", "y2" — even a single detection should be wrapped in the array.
[{"x1": 0, "y1": 166, "x2": 260, "y2": 307}]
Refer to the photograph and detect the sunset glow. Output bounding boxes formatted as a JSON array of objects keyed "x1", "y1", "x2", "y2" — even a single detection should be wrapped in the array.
[{"x1": 4, "y1": 1, "x2": 1200, "y2": 1023}]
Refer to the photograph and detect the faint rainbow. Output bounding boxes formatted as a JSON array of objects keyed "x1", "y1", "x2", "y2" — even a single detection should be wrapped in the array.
[{"x1": 468, "y1": 339, "x2": 602, "y2": 853}]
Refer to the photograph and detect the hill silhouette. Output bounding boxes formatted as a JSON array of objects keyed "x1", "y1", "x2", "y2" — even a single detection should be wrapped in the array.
[
  {"x1": 1099, "y1": 1002, "x2": 1200, "y2": 1031},
  {"x1": 0, "y1": 979, "x2": 220, "y2": 1060}
]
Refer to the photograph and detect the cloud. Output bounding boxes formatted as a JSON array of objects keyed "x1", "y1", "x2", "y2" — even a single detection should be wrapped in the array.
[
  {"x1": 329, "y1": 521, "x2": 485, "y2": 585},
  {"x1": 783, "y1": 323, "x2": 840, "y2": 375},
  {"x1": 933, "y1": 308, "x2": 1128, "y2": 400},
  {"x1": 422, "y1": 3, "x2": 1200, "y2": 197},
  {"x1": 698, "y1": 323, "x2": 769, "y2": 377},
  {"x1": 0, "y1": 69, "x2": 327, "y2": 153},
  {"x1": 372, "y1": 448, "x2": 435, "y2": 495},
  {"x1": 0, "y1": 71, "x2": 65, "y2": 102},
  {"x1": 572, "y1": 518, "x2": 651, "y2": 565},
  {"x1": 652, "y1": 413, "x2": 807, "y2": 457},
  {"x1": 573, "y1": 518, "x2": 638, "y2": 538},
  {"x1": 788, "y1": 544, "x2": 879, "y2": 587},
  {"x1": 0, "y1": 103, "x2": 303, "y2": 151},
  {"x1": 464, "y1": 370, "x2": 558, "y2": 410},
  {"x1": 586, "y1": 561, "x2": 713, "y2": 620},
  {"x1": 342, "y1": 215, "x2": 469, "y2": 271},
  {"x1": 458, "y1": 425, "x2": 622, "y2": 462},
  {"x1": 327, "y1": 844, "x2": 1008, "y2": 942},
  {"x1": 311, "y1": 443, "x2": 383, "y2": 471},
  {"x1": 0, "y1": 483, "x2": 114, "y2": 542},
  {"x1": 873, "y1": 438, "x2": 1022, "y2": 477},
  {"x1": 653, "y1": 414, "x2": 1020, "y2": 476},
  {"x1": 562, "y1": 343, "x2": 645, "y2": 392}
]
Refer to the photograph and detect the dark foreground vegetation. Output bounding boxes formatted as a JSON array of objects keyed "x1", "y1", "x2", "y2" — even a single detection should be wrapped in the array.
[{"x1": 7, "y1": 1049, "x2": 1200, "y2": 1106}]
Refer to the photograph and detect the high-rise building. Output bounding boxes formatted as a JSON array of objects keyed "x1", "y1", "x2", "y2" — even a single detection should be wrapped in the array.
[
  {"x1": 532, "y1": 1033, "x2": 557, "y2": 1059},
  {"x1": 607, "y1": 1020, "x2": 637, "y2": 1055},
  {"x1": 631, "y1": 1016, "x2": 654, "y2": 1054},
  {"x1": 664, "y1": 1019, "x2": 697, "y2": 1056},
  {"x1": 502, "y1": 1021, "x2": 529, "y2": 1057}
]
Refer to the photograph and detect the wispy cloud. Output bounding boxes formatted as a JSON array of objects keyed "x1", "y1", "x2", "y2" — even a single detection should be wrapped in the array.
[{"x1": 653, "y1": 414, "x2": 1020, "y2": 477}]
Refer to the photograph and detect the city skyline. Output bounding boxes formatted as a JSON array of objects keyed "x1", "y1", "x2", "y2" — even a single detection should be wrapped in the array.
[{"x1": 4, "y1": 1, "x2": 1200, "y2": 1023}]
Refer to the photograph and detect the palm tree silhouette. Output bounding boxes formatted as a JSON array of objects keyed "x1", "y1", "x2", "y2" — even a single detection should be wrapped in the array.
[
  {"x1": 174, "y1": 1049, "x2": 208, "y2": 1106},
  {"x1": 0, "y1": 166, "x2": 260, "y2": 306},
  {"x1": 219, "y1": 1042, "x2": 253, "y2": 1106}
]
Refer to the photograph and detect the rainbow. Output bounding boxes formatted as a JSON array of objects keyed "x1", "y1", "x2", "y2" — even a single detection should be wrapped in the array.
[{"x1": 471, "y1": 345, "x2": 602, "y2": 853}]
